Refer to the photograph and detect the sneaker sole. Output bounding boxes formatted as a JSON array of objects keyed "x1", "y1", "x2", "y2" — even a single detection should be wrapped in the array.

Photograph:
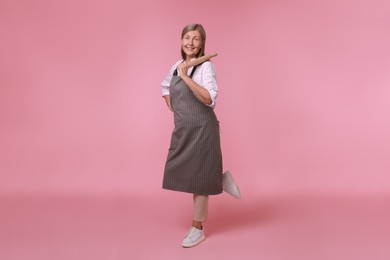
[
  {"x1": 223, "y1": 171, "x2": 241, "y2": 199},
  {"x1": 181, "y1": 236, "x2": 206, "y2": 248}
]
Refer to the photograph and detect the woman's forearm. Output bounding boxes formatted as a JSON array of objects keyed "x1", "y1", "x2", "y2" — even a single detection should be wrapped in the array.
[{"x1": 181, "y1": 76, "x2": 212, "y2": 105}]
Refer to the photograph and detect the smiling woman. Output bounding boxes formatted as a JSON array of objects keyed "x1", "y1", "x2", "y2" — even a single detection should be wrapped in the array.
[
  {"x1": 161, "y1": 23, "x2": 223, "y2": 248},
  {"x1": 181, "y1": 24, "x2": 206, "y2": 60}
]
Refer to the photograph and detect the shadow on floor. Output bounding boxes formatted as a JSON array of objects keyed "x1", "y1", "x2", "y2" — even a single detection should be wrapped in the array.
[{"x1": 206, "y1": 195, "x2": 282, "y2": 236}]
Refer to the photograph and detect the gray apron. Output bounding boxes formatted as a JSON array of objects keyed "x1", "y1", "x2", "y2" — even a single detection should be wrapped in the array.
[{"x1": 163, "y1": 64, "x2": 223, "y2": 195}]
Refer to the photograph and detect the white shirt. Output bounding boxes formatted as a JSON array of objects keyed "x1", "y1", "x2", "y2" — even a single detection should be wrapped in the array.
[{"x1": 161, "y1": 60, "x2": 218, "y2": 108}]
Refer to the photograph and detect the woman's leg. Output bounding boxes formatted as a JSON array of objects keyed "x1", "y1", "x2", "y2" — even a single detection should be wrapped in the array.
[
  {"x1": 192, "y1": 194, "x2": 209, "y2": 229},
  {"x1": 182, "y1": 194, "x2": 209, "y2": 247}
]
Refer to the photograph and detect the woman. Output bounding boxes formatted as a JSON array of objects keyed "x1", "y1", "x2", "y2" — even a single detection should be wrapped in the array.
[{"x1": 161, "y1": 23, "x2": 222, "y2": 248}]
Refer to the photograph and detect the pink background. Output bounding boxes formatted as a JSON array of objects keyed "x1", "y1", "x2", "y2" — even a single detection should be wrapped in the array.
[{"x1": 1, "y1": 0, "x2": 390, "y2": 259}]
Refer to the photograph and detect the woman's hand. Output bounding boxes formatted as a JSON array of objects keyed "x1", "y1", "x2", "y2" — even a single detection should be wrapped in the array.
[{"x1": 177, "y1": 62, "x2": 189, "y2": 79}]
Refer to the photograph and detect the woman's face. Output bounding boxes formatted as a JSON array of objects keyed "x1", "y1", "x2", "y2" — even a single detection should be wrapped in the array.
[{"x1": 181, "y1": 30, "x2": 203, "y2": 59}]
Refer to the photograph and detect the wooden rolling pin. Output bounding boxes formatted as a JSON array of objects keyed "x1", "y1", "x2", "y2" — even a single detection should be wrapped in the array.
[{"x1": 186, "y1": 52, "x2": 218, "y2": 67}]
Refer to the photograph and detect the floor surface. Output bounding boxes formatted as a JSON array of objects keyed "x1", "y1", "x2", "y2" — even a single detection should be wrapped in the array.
[{"x1": 1, "y1": 191, "x2": 389, "y2": 260}]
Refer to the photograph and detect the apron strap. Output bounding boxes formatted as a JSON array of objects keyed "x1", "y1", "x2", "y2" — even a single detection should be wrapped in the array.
[{"x1": 189, "y1": 65, "x2": 198, "y2": 77}]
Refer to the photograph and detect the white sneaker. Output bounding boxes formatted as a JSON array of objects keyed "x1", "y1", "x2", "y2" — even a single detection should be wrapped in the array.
[
  {"x1": 181, "y1": 226, "x2": 206, "y2": 248},
  {"x1": 223, "y1": 170, "x2": 241, "y2": 199}
]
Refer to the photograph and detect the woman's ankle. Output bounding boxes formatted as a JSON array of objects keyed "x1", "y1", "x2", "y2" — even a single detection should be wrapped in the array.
[{"x1": 192, "y1": 221, "x2": 203, "y2": 230}]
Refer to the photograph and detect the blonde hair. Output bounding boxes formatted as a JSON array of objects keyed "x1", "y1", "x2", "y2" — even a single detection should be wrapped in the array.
[{"x1": 180, "y1": 23, "x2": 206, "y2": 60}]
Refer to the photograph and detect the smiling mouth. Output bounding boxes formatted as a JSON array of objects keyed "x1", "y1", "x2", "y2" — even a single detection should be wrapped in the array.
[{"x1": 185, "y1": 46, "x2": 196, "y2": 51}]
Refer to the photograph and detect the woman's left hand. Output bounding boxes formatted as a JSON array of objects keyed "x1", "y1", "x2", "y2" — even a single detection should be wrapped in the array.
[{"x1": 177, "y1": 62, "x2": 189, "y2": 78}]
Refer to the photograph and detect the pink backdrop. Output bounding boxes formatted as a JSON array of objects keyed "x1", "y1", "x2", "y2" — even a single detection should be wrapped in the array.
[
  {"x1": 1, "y1": 0, "x2": 390, "y2": 195},
  {"x1": 1, "y1": 1, "x2": 390, "y2": 259}
]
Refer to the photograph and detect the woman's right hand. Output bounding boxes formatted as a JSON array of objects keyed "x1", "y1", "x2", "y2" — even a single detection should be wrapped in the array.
[{"x1": 177, "y1": 62, "x2": 189, "y2": 79}]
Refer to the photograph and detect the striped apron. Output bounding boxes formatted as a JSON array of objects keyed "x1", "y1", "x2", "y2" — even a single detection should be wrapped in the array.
[{"x1": 163, "y1": 65, "x2": 223, "y2": 195}]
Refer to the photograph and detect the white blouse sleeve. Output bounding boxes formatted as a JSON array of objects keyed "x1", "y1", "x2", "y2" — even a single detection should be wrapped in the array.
[
  {"x1": 161, "y1": 61, "x2": 182, "y2": 96},
  {"x1": 200, "y1": 61, "x2": 218, "y2": 108}
]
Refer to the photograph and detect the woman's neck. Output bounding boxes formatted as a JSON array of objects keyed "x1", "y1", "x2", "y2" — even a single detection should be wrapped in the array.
[{"x1": 185, "y1": 56, "x2": 194, "y2": 63}]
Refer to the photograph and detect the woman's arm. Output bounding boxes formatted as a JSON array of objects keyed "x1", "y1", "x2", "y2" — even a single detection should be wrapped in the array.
[
  {"x1": 161, "y1": 61, "x2": 182, "y2": 111},
  {"x1": 177, "y1": 63, "x2": 213, "y2": 106}
]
